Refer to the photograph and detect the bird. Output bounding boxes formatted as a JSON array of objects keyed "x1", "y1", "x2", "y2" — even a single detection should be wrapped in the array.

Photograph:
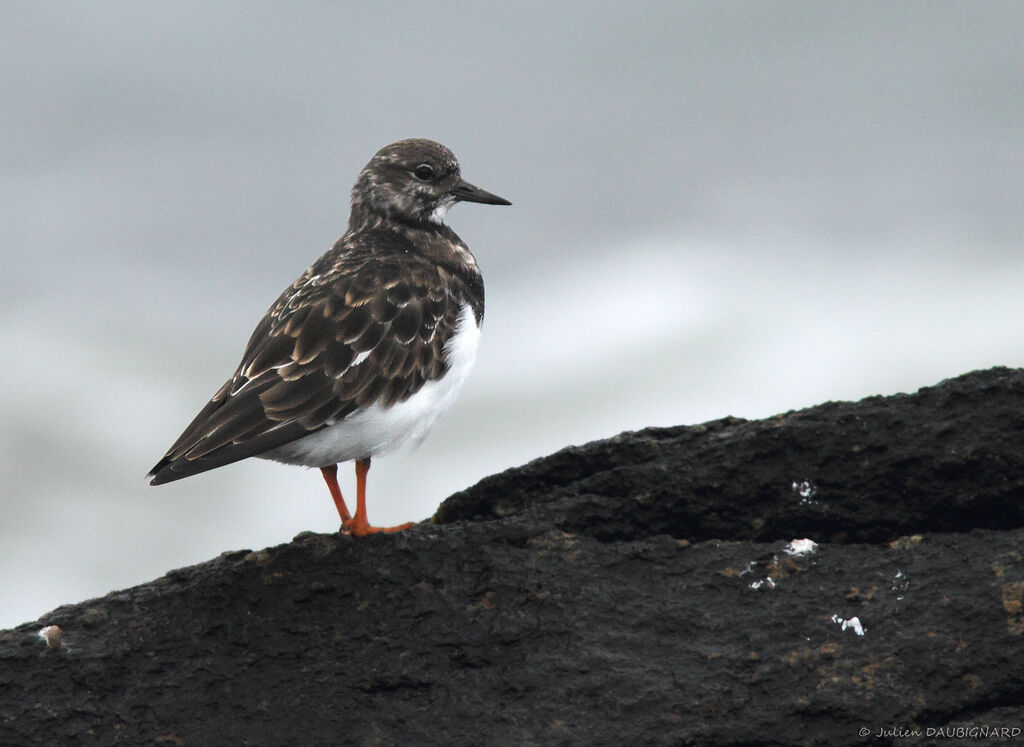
[{"x1": 147, "y1": 139, "x2": 511, "y2": 536}]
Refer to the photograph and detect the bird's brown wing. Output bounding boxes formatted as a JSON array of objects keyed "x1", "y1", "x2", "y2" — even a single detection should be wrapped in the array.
[{"x1": 147, "y1": 257, "x2": 463, "y2": 484}]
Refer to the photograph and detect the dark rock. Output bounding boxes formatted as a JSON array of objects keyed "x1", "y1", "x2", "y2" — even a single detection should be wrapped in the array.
[
  {"x1": 437, "y1": 365, "x2": 1024, "y2": 543},
  {"x1": 3, "y1": 367, "x2": 1024, "y2": 745}
]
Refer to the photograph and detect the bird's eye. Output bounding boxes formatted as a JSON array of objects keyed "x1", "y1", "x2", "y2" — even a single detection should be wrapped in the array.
[{"x1": 413, "y1": 164, "x2": 435, "y2": 181}]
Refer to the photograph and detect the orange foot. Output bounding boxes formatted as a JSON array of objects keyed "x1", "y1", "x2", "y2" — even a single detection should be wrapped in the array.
[
  {"x1": 337, "y1": 458, "x2": 415, "y2": 537},
  {"x1": 342, "y1": 518, "x2": 415, "y2": 537}
]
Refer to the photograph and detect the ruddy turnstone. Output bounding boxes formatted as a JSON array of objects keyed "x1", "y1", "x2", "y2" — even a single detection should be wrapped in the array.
[{"x1": 148, "y1": 139, "x2": 510, "y2": 536}]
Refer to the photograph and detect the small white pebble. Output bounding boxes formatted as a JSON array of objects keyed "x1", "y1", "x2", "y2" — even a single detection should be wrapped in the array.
[
  {"x1": 38, "y1": 625, "x2": 62, "y2": 649},
  {"x1": 785, "y1": 539, "x2": 819, "y2": 556},
  {"x1": 830, "y1": 614, "x2": 866, "y2": 636}
]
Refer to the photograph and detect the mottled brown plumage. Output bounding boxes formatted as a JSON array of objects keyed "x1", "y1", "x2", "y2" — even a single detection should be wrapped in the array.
[{"x1": 148, "y1": 139, "x2": 509, "y2": 534}]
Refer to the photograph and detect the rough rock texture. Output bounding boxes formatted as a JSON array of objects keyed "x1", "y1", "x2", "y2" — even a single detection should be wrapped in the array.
[{"x1": 3, "y1": 367, "x2": 1024, "y2": 745}]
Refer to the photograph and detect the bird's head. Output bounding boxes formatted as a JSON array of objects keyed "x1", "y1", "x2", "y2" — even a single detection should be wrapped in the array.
[{"x1": 350, "y1": 138, "x2": 510, "y2": 227}]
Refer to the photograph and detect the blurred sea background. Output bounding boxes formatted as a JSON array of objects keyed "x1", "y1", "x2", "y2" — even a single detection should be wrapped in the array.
[{"x1": 3, "y1": 2, "x2": 1024, "y2": 628}]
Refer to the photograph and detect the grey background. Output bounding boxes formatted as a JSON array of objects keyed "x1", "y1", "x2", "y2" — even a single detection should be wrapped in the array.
[{"x1": 3, "y1": 2, "x2": 1023, "y2": 629}]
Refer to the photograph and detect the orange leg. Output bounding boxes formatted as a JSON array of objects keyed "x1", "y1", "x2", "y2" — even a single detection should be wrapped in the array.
[
  {"x1": 320, "y1": 465, "x2": 352, "y2": 523},
  {"x1": 342, "y1": 458, "x2": 415, "y2": 537}
]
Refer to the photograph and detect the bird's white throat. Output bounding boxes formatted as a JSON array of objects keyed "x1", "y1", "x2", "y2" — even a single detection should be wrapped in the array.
[{"x1": 429, "y1": 198, "x2": 455, "y2": 225}]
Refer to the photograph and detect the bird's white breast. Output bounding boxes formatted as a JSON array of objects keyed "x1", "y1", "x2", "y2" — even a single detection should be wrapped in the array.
[{"x1": 262, "y1": 304, "x2": 481, "y2": 467}]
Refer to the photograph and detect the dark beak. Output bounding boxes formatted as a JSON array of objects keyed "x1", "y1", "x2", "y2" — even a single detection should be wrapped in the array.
[{"x1": 453, "y1": 179, "x2": 512, "y2": 206}]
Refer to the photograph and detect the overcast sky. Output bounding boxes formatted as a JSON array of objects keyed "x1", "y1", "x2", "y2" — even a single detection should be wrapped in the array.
[{"x1": 3, "y1": 2, "x2": 1024, "y2": 629}]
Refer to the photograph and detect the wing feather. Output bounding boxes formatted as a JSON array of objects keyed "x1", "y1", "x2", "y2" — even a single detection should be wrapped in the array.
[{"x1": 147, "y1": 247, "x2": 470, "y2": 484}]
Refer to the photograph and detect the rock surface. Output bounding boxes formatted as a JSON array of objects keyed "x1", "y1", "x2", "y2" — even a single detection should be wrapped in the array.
[{"x1": 3, "y1": 368, "x2": 1024, "y2": 745}]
